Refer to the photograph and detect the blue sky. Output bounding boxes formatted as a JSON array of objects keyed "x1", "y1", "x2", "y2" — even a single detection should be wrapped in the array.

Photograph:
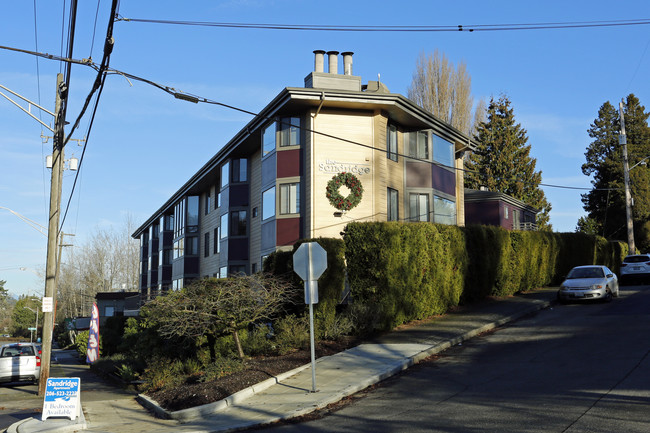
[{"x1": 1, "y1": 0, "x2": 649, "y2": 298}]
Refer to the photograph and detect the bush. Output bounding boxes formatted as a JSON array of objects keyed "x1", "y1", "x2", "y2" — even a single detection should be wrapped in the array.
[{"x1": 273, "y1": 314, "x2": 309, "y2": 354}]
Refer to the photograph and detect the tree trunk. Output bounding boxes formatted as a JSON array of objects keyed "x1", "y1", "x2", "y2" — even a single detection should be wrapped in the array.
[
  {"x1": 206, "y1": 333, "x2": 217, "y2": 363},
  {"x1": 232, "y1": 327, "x2": 244, "y2": 359}
]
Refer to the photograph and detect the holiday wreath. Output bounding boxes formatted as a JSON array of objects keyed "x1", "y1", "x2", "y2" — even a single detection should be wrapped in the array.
[{"x1": 325, "y1": 172, "x2": 364, "y2": 211}]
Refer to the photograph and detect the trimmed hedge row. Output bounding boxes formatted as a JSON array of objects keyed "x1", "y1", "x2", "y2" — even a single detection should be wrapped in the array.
[{"x1": 343, "y1": 222, "x2": 627, "y2": 330}]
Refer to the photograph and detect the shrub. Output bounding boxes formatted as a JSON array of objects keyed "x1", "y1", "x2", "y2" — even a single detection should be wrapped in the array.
[{"x1": 273, "y1": 314, "x2": 309, "y2": 354}]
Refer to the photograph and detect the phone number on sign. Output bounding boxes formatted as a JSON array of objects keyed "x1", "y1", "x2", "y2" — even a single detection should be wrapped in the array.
[{"x1": 45, "y1": 390, "x2": 77, "y2": 397}]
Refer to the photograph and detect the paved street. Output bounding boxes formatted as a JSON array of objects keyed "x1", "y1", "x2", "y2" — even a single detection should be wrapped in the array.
[
  {"x1": 0, "y1": 349, "x2": 135, "y2": 431},
  {"x1": 255, "y1": 284, "x2": 650, "y2": 432}
]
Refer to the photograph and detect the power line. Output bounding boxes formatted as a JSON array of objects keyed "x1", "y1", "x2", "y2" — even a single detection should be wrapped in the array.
[
  {"x1": 0, "y1": 42, "x2": 605, "y2": 194},
  {"x1": 114, "y1": 16, "x2": 650, "y2": 32}
]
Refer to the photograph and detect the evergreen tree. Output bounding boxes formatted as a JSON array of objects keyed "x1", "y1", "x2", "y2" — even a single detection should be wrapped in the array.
[
  {"x1": 581, "y1": 94, "x2": 650, "y2": 250},
  {"x1": 465, "y1": 95, "x2": 552, "y2": 229}
]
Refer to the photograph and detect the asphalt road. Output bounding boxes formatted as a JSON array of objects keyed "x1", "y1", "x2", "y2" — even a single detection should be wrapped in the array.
[
  {"x1": 255, "y1": 284, "x2": 650, "y2": 433},
  {"x1": 0, "y1": 347, "x2": 134, "y2": 431}
]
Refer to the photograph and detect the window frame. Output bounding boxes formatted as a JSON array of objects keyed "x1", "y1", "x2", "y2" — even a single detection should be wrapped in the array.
[
  {"x1": 387, "y1": 123, "x2": 398, "y2": 162},
  {"x1": 279, "y1": 182, "x2": 300, "y2": 215},
  {"x1": 387, "y1": 188, "x2": 399, "y2": 221},
  {"x1": 409, "y1": 192, "x2": 430, "y2": 222}
]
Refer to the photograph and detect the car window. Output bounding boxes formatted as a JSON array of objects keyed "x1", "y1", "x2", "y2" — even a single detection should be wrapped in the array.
[
  {"x1": 19, "y1": 346, "x2": 35, "y2": 356},
  {"x1": 1, "y1": 347, "x2": 21, "y2": 357},
  {"x1": 568, "y1": 268, "x2": 604, "y2": 279},
  {"x1": 624, "y1": 255, "x2": 650, "y2": 263}
]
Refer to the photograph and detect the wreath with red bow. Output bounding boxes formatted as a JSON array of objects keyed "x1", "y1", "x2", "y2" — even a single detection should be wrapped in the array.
[{"x1": 325, "y1": 172, "x2": 363, "y2": 211}]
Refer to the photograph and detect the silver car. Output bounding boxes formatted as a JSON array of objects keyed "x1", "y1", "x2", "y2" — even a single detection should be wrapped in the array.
[
  {"x1": 0, "y1": 342, "x2": 41, "y2": 384},
  {"x1": 557, "y1": 265, "x2": 619, "y2": 303}
]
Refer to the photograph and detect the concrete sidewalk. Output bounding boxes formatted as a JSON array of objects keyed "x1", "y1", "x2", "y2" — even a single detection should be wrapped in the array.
[{"x1": 7, "y1": 287, "x2": 558, "y2": 433}]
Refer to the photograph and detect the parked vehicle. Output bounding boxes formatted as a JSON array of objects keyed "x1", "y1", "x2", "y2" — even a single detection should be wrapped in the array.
[
  {"x1": 0, "y1": 342, "x2": 41, "y2": 384},
  {"x1": 557, "y1": 265, "x2": 619, "y2": 303},
  {"x1": 619, "y1": 254, "x2": 650, "y2": 285}
]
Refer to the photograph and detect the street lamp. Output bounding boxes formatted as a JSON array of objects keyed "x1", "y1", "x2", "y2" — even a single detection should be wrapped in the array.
[{"x1": 24, "y1": 305, "x2": 39, "y2": 343}]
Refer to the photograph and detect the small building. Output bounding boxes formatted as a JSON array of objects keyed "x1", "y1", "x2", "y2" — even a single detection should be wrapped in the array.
[
  {"x1": 133, "y1": 50, "x2": 477, "y2": 301},
  {"x1": 464, "y1": 189, "x2": 538, "y2": 230},
  {"x1": 95, "y1": 291, "x2": 140, "y2": 324}
]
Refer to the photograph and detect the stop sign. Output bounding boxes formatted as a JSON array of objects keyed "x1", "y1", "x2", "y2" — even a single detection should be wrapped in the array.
[{"x1": 293, "y1": 242, "x2": 327, "y2": 304}]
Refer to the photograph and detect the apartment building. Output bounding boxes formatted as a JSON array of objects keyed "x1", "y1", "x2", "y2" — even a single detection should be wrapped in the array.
[{"x1": 133, "y1": 50, "x2": 476, "y2": 300}]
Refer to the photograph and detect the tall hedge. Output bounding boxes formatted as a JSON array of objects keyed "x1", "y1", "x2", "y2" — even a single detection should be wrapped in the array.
[{"x1": 343, "y1": 222, "x2": 627, "y2": 331}]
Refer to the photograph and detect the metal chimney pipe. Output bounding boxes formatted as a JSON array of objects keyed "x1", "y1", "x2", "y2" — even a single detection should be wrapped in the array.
[
  {"x1": 327, "y1": 51, "x2": 339, "y2": 74},
  {"x1": 342, "y1": 51, "x2": 354, "y2": 76},
  {"x1": 313, "y1": 50, "x2": 326, "y2": 73}
]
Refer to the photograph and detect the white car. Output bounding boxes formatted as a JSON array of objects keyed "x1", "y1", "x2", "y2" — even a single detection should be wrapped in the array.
[
  {"x1": 0, "y1": 342, "x2": 41, "y2": 384},
  {"x1": 557, "y1": 265, "x2": 619, "y2": 303},
  {"x1": 619, "y1": 254, "x2": 650, "y2": 285}
]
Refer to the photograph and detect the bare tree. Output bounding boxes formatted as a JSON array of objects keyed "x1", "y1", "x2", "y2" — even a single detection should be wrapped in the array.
[
  {"x1": 142, "y1": 274, "x2": 296, "y2": 360},
  {"x1": 57, "y1": 214, "x2": 140, "y2": 318},
  {"x1": 408, "y1": 50, "x2": 484, "y2": 135}
]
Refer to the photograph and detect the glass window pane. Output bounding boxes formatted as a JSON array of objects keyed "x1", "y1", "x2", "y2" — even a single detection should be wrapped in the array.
[
  {"x1": 262, "y1": 122, "x2": 276, "y2": 156},
  {"x1": 280, "y1": 117, "x2": 301, "y2": 147},
  {"x1": 221, "y1": 163, "x2": 230, "y2": 189},
  {"x1": 433, "y1": 134, "x2": 454, "y2": 167},
  {"x1": 387, "y1": 124, "x2": 398, "y2": 161},
  {"x1": 388, "y1": 188, "x2": 398, "y2": 221},
  {"x1": 280, "y1": 183, "x2": 299, "y2": 214},
  {"x1": 434, "y1": 196, "x2": 456, "y2": 225},
  {"x1": 263, "y1": 187, "x2": 276, "y2": 220},
  {"x1": 220, "y1": 214, "x2": 228, "y2": 239}
]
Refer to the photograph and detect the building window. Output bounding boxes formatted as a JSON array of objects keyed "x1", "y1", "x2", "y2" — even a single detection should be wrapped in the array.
[
  {"x1": 230, "y1": 265, "x2": 246, "y2": 276},
  {"x1": 280, "y1": 183, "x2": 300, "y2": 214},
  {"x1": 204, "y1": 232, "x2": 210, "y2": 257},
  {"x1": 213, "y1": 228, "x2": 220, "y2": 254},
  {"x1": 162, "y1": 249, "x2": 172, "y2": 265},
  {"x1": 219, "y1": 266, "x2": 227, "y2": 279},
  {"x1": 220, "y1": 214, "x2": 228, "y2": 239},
  {"x1": 232, "y1": 158, "x2": 247, "y2": 182},
  {"x1": 279, "y1": 117, "x2": 301, "y2": 147},
  {"x1": 186, "y1": 236, "x2": 198, "y2": 255},
  {"x1": 230, "y1": 211, "x2": 247, "y2": 236},
  {"x1": 262, "y1": 187, "x2": 276, "y2": 220},
  {"x1": 186, "y1": 196, "x2": 199, "y2": 233},
  {"x1": 504, "y1": 206, "x2": 509, "y2": 220},
  {"x1": 433, "y1": 134, "x2": 454, "y2": 167},
  {"x1": 173, "y1": 238, "x2": 184, "y2": 259},
  {"x1": 221, "y1": 163, "x2": 230, "y2": 189},
  {"x1": 433, "y1": 196, "x2": 456, "y2": 225},
  {"x1": 262, "y1": 122, "x2": 276, "y2": 157},
  {"x1": 205, "y1": 193, "x2": 211, "y2": 215},
  {"x1": 387, "y1": 124, "x2": 398, "y2": 161},
  {"x1": 388, "y1": 188, "x2": 399, "y2": 221},
  {"x1": 252, "y1": 263, "x2": 257, "y2": 273},
  {"x1": 409, "y1": 193, "x2": 430, "y2": 222},
  {"x1": 217, "y1": 192, "x2": 222, "y2": 208},
  {"x1": 408, "y1": 131, "x2": 429, "y2": 160}
]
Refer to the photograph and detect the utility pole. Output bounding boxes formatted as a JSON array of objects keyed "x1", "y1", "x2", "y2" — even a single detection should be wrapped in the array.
[
  {"x1": 39, "y1": 73, "x2": 66, "y2": 396},
  {"x1": 619, "y1": 101, "x2": 636, "y2": 255}
]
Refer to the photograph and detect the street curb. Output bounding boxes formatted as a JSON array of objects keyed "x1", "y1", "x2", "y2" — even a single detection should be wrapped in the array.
[
  {"x1": 137, "y1": 362, "x2": 313, "y2": 422},
  {"x1": 137, "y1": 296, "x2": 552, "y2": 428},
  {"x1": 6, "y1": 411, "x2": 87, "y2": 433}
]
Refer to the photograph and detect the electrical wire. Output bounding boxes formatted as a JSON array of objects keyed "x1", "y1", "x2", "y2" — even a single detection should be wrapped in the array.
[
  {"x1": 0, "y1": 39, "x2": 612, "y2": 194},
  {"x1": 114, "y1": 16, "x2": 650, "y2": 32}
]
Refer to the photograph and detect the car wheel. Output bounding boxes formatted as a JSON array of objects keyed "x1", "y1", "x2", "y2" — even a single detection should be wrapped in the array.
[{"x1": 604, "y1": 290, "x2": 613, "y2": 303}]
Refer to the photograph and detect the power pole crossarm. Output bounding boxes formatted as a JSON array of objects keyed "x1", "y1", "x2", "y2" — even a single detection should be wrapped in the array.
[{"x1": 0, "y1": 84, "x2": 55, "y2": 133}]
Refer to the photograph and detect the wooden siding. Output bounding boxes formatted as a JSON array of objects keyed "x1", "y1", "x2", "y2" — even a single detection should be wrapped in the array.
[{"x1": 312, "y1": 110, "x2": 376, "y2": 238}]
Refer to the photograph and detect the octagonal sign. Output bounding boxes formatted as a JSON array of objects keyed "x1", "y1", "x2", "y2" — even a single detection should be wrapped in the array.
[{"x1": 293, "y1": 242, "x2": 327, "y2": 304}]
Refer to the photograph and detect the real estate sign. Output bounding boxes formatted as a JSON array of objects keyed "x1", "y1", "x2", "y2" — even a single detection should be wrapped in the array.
[{"x1": 42, "y1": 377, "x2": 81, "y2": 421}]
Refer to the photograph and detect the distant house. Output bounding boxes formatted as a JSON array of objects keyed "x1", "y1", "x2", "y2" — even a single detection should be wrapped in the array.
[
  {"x1": 95, "y1": 291, "x2": 140, "y2": 325},
  {"x1": 464, "y1": 189, "x2": 538, "y2": 231}
]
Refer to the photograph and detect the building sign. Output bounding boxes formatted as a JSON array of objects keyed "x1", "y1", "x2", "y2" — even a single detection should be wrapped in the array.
[
  {"x1": 86, "y1": 303, "x2": 100, "y2": 364},
  {"x1": 318, "y1": 159, "x2": 370, "y2": 176},
  {"x1": 42, "y1": 377, "x2": 81, "y2": 421}
]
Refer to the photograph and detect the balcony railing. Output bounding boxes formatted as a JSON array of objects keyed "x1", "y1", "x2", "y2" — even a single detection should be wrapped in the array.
[{"x1": 518, "y1": 222, "x2": 538, "y2": 231}]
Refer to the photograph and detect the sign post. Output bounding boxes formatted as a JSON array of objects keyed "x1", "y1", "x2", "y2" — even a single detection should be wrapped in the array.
[{"x1": 293, "y1": 242, "x2": 327, "y2": 393}]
